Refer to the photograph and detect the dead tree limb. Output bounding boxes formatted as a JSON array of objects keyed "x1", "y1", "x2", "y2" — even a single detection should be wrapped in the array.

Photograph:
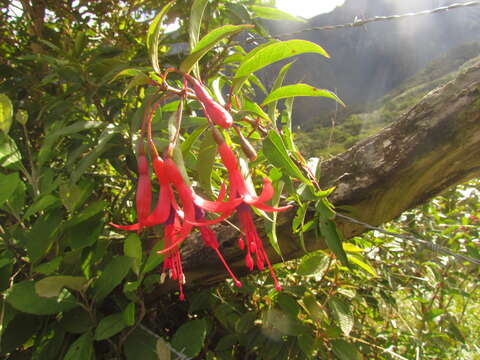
[{"x1": 155, "y1": 61, "x2": 480, "y2": 294}]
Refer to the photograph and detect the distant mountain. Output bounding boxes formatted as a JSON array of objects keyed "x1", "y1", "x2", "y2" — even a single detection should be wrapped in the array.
[
  {"x1": 262, "y1": 0, "x2": 480, "y2": 125},
  {"x1": 295, "y1": 41, "x2": 480, "y2": 157}
]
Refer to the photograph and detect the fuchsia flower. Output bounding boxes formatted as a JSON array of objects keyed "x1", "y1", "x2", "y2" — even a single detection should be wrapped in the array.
[{"x1": 112, "y1": 74, "x2": 293, "y2": 297}]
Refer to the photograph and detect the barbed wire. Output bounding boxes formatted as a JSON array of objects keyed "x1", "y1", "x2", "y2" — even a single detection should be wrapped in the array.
[
  {"x1": 335, "y1": 212, "x2": 480, "y2": 265},
  {"x1": 272, "y1": 1, "x2": 480, "y2": 39}
]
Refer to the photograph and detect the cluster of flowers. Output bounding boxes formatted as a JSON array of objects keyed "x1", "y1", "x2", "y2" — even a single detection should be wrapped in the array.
[{"x1": 111, "y1": 72, "x2": 291, "y2": 300}]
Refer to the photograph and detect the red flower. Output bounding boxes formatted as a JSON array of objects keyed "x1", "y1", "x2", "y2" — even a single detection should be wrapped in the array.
[{"x1": 157, "y1": 157, "x2": 243, "y2": 254}]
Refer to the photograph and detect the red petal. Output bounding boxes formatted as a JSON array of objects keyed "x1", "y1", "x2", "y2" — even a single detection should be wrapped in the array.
[
  {"x1": 110, "y1": 222, "x2": 141, "y2": 231},
  {"x1": 193, "y1": 193, "x2": 242, "y2": 213},
  {"x1": 144, "y1": 185, "x2": 173, "y2": 226}
]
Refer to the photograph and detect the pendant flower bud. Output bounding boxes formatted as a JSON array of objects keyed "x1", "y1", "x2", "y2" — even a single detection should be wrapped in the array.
[{"x1": 183, "y1": 73, "x2": 233, "y2": 129}]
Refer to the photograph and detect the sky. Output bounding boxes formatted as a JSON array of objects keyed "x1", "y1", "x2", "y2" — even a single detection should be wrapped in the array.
[{"x1": 276, "y1": 0, "x2": 345, "y2": 18}]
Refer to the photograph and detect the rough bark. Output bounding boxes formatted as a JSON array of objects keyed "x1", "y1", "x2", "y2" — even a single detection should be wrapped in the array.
[{"x1": 156, "y1": 61, "x2": 480, "y2": 294}]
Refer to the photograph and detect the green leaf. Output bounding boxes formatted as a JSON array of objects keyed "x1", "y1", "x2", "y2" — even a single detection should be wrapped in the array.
[
  {"x1": 265, "y1": 179, "x2": 284, "y2": 256},
  {"x1": 0, "y1": 172, "x2": 19, "y2": 207},
  {"x1": 189, "y1": 0, "x2": 209, "y2": 77},
  {"x1": 124, "y1": 233, "x2": 142, "y2": 275},
  {"x1": 329, "y1": 296, "x2": 354, "y2": 336},
  {"x1": 94, "y1": 313, "x2": 128, "y2": 340},
  {"x1": 263, "y1": 130, "x2": 309, "y2": 183},
  {"x1": 26, "y1": 209, "x2": 63, "y2": 263},
  {"x1": 0, "y1": 93, "x2": 13, "y2": 134},
  {"x1": 34, "y1": 256, "x2": 62, "y2": 275},
  {"x1": 267, "y1": 60, "x2": 295, "y2": 121},
  {"x1": 60, "y1": 308, "x2": 93, "y2": 334},
  {"x1": 276, "y1": 292, "x2": 300, "y2": 317},
  {"x1": 6, "y1": 280, "x2": 78, "y2": 315},
  {"x1": 250, "y1": 5, "x2": 306, "y2": 22},
  {"x1": 124, "y1": 233, "x2": 142, "y2": 260},
  {"x1": 298, "y1": 252, "x2": 327, "y2": 276},
  {"x1": 23, "y1": 194, "x2": 61, "y2": 219},
  {"x1": 147, "y1": 1, "x2": 176, "y2": 74},
  {"x1": 0, "y1": 133, "x2": 21, "y2": 167},
  {"x1": 262, "y1": 84, "x2": 345, "y2": 106},
  {"x1": 123, "y1": 73, "x2": 153, "y2": 95},
  {"x1": 302, "y1": 294, "x2": 325, "y2": 322},
  {"x1": 35, "y1": 276, "x2": 87, "y2": 298},
  {"x1": 180, "y1": 24, "x2": 253, "y2": 74},
  {"x1": 171, "y1": 318, "x2": 208, "y2": 358},
  {"x1": 64, "y1": 332, "x2": 94, "y2": 360},
  {"x1": 110, "y1": 68, "x2": 149, "y2": 82},
  {"x1": 297, "y1": 333, "x2": 316, "y2": 359},
  {"x1": 235, "y1": 40, "x2": 329, "y2": 79},
  {"x1": 124, "y1": 327, "x2": 169, "y2": 360},
  {"x1": 38, "y1": 121, "x2": 102, "y2": 166},
  {"x1": 318, "y1": 217, "x2": 349, "y2": 267},
  {"x1": 142, "y1": 239, "x2": 165, "y2": 274},
  {"x1": 235, "y1": 311, "x2": 257, "y2": 334},
  {"x1": 316, "y1": 199, "x2": 335, "y2": 220},
  {"x1": 196, "y1": 132, "x2": 217, "y2": 198},
  {"x1": 347, "y1": 254, "x2": 377, "y2": 277},
  {"x1": 330, "y1": 339, "x2": 361, "y2": 360},
  {"x1": 64, "y1": 200, "x2": 106, "y2": 228},
  {"x1": 92, "y1": 256, "x2": 132, "y2": 301},
  {"x1": 71, "y1": 125, "x2": 118, "y2": 183},
  {"x1": 182, "y1": 124, "x2": 207, "y2": 156},
  {"x1": 242, "y1": 99, "x2": 271, "y2": 121},
  {"x1": 123, "y1": 302, "x2": 136, "y2": 326},
  {"x1": 189, "y1": 0, "x2": 208, "y2": 50}
]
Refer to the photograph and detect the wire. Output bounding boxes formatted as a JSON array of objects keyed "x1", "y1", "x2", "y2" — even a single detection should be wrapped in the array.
[
  {"x1": 270, "y1": 1, "x2": 480, "y2": 39},
  {"x1": 335, "y1": 212, "x2": 480, "y2": 266}
]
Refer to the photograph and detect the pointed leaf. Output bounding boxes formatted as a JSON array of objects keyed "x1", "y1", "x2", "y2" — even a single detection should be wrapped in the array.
[
  {"x1": 147, "y1": 1, "x2": 176, "y2": 74},
  {"x1": 189, "y1": 0, "x2": 209, "y2": 77},
  {"x1": 196, "y1": 132, "x2": 217, "y2": 198},
  {"x1": 263, "y1": 84, "x2": 344, "y2": 106},
  {"x1": 250, "y1": 5, "x2": 306, "y2": 22},
  {"x1": 171, "y1": 318, "x2": 208, "y2": 358},
  {"x1": 318, "y1": 217, "x2": 349, "y2": 267},
  {"x1": 0, "y1": 172, "x2": 20, "y2": 207},
  {"x1": 267, "y1": 60, "x2": 295, "y2": 121},
  {"x1": 35, "y1": 276, "x2": 87, "y2": 298},
  {"x1": 180, "y1": 24, "x2": 253, "y2": 74},
  {"x1": 235, "y1": 40, "x2": 329, "y2": 79},
  {"x1": 94, "y1": 313, "x2": 128, "y2": 340},
  {"x1": 347, "y1": 254, "x2": 377, "y2": 277},
  {"x1": 71, "y1": 125, "x2": 118, "y2": 183},
  {"x1": 330, "y1": 339, "x2": 361, "y2": 360},
  {"x1": 329, "y1": 296, "x2": 354, "y2": 336},
  {"x1": 298, "y1": 252, "x2": 327, "y2": 276},
  {"x1": 6, "y1": 281, "x2": 78, "y2": 315},
  {"x1": 64, "y1": 332, "x2": 94, "y2": 360},
  {"x1": 92, "y1": 256, "x2": 132, "y2": 301},
  {"x1": 263, "y1": 130, "x2": 309, "y2": 183},
  {"x1": 0, "y1": 93, "x2": 13, "y2": 134},
  {"x1": 0, "y1": 133, "x2": 22, "y2": 167}
]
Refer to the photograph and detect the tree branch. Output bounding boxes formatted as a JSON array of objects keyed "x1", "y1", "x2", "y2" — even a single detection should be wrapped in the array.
[{"x1": 152, "y1": 61, "x2": 480, "y2": 296}]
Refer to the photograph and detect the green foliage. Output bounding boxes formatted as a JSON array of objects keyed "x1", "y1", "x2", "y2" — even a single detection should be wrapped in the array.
[{"x1": 0, "y1": 0, "x2": 478, "y2": 359}]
